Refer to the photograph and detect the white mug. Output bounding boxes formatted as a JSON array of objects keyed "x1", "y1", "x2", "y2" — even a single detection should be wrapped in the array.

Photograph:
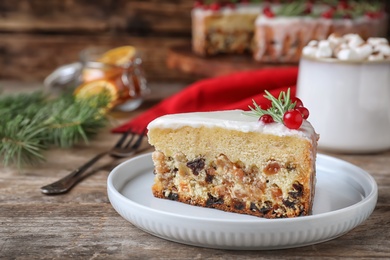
[{"x1": 297, "y1": 57, "x2": 390, "y2": 153}]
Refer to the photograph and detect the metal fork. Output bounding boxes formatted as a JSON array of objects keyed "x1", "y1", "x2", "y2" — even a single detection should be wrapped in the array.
[{"x1": 40, "y1": 129, "x2": 146, "y2": 195}]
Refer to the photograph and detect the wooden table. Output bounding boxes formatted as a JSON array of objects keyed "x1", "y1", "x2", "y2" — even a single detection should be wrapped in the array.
[
  {"x1": 166, "y1": 44, "x2": 296, "y2": 78},
  {"x1": 1, "y1": 81, "x2": 390, "y2": 259}
]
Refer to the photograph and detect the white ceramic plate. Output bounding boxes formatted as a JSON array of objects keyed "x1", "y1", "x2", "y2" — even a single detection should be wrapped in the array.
[{"x1": 107, "y1": 153, "x2": 378, "y2": 250}]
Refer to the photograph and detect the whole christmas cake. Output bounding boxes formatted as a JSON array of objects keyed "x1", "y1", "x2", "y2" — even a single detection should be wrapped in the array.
[{"x1": 192, "y1": 0, "x2": 388, "y2": 62}]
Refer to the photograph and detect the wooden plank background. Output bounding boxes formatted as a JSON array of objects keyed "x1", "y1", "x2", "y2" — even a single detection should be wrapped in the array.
[
  {"x1": 0, "y1": 0, "x2": 199, "y2": 84},
  {"x1": 0, "y1": 0, "x2": 389, "y2": 84}
]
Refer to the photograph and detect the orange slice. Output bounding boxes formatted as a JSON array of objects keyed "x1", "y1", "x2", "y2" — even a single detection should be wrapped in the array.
[
  {"x1": 74, "y1": 79, "x2": 119, "y2": 109},
  {"x1": 81, "y1": 66, "x2": 122, "y2": 83},
  {"x1": 97, "y1": 46, "x2": 136, "y2": 66}
]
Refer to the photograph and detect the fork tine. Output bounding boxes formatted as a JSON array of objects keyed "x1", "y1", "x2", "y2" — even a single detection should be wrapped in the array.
[
  {"x1": 123, "y1": 132, "x2": 136, "y2": 148},
  {"x1": 133, "y1": 128, "x2": 147, "y2": 148},
  {"x1": 114, "y1": 129, "x2": 134, "y2": 148},
  {"x1": 41, "y1": 128, "x2": 144, "y2": 195},
  {"x1": 124, "y1": 128, "x2": 146, "y2": 149}
]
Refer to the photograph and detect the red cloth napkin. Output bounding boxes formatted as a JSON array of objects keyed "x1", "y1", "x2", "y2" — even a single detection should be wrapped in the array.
[{"x1": 112, "y1": 67, "x2": 299, "y2": 133}]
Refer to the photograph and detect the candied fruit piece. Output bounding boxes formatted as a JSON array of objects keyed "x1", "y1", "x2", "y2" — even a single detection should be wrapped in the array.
[{"x1": 264, "y1": 161, "x2": 281, "y2": 175}]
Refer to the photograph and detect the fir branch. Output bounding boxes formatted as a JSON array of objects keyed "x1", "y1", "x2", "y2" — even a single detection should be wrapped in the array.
[
  {"x1": 0, "y1": 114, "x2": 47, "y2": 166},
  {"x1": 0, "y1": 90, "x2": 111, "y2": 167},
  {"x1": 0, "y1": 91, "x2": 48, "y2": 118},
  {"x1": 42, "y1": 93, "x2": 109, "y2": 148}
]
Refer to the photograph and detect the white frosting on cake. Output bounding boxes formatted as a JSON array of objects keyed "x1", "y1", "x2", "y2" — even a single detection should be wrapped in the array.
[{"x1": 147, "y1": 110, "x2": 316, "y2": 141}]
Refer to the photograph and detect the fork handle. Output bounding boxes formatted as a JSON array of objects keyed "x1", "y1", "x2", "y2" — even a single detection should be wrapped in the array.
[{"x1": 40, "y1": 151, "x2": 109, "y2": 195}]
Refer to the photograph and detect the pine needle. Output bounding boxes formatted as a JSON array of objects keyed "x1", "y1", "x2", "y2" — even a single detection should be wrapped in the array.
[
  {"x1": 0, "y1": 90, "x2": 110, "y2": 168},
  {"x1": 0, "y1": 114, "x2": 47, "y2": 166}
]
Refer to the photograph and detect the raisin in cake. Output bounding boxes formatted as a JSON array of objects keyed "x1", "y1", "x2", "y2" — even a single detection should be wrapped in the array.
[{"x1": 147, "y1": 92, "x2": 319, "y2": 218}]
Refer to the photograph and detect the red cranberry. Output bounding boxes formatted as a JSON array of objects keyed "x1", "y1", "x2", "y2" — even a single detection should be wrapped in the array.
[
  {"x1": 259, "y1": 114, "x2": 274, "y2": 124},
  {"x1": 209, "y1": 3, "x2": 221, "y2": 11},
  {"x1": 321, "y1": 10, "x2": 334, "y2": 19}
]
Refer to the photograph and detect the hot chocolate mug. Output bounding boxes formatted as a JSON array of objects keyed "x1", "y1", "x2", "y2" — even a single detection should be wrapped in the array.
[{"x1": 297, "y1": 57, "x2": 390, "y2": 153}]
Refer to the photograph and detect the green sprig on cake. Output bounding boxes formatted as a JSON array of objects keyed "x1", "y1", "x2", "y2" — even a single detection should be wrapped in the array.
[{"x1": 246, "y1": 89, "x2": 310, "y2": 130}]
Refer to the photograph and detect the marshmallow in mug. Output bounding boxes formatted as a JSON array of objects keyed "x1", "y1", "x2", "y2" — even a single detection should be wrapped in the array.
[{"x1": 302, "y1": 33, "x2": 390, "y2": 61}]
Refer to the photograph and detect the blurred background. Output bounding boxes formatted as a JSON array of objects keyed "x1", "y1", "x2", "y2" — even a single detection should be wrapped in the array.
[
  {"x1": 0, "y1": 0, "x2": 389, "y2": 85},
  {"x1": 0, "y1": 1, "x2": 196, "y2": 85}
]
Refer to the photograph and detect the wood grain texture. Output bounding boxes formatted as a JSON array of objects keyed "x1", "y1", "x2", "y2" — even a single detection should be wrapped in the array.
[
  {"x1": 0, "y1": 0, "x2": 192, "y2": 35},
  {"x1": 1, "y1": 81, "x2": 390, "y2": 259},
  {"x1": 0, "y1": 34, "x2": 198, "y2": 83},
  {"x1": 0, "y1": 0, "x2": 198, "y2": 83}
]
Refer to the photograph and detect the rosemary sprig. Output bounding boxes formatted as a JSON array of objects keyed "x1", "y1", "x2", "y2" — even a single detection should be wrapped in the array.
[
  {"x1": 276, "y1": 0, "x2": 307, "y2": 17},
  {"x1": 246, "y1": 89, "x2": 296, "y2": 123},
  {"x1": 0, "y1": 90, "x2": 110, "y2": 167}
]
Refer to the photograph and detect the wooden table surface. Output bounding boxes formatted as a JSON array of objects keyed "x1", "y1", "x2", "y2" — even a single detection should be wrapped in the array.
[
  {"x1": 1, "y1": 81, "x2": 390, "y2": 259},
  {"x1": 166, "y1": 44, "x2": 296, "y2": 78}
]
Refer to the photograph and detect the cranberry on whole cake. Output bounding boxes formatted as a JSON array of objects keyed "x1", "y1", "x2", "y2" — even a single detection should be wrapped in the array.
[{"x1": 147, "y1": 89, "x2": 319, "y2": 219}]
